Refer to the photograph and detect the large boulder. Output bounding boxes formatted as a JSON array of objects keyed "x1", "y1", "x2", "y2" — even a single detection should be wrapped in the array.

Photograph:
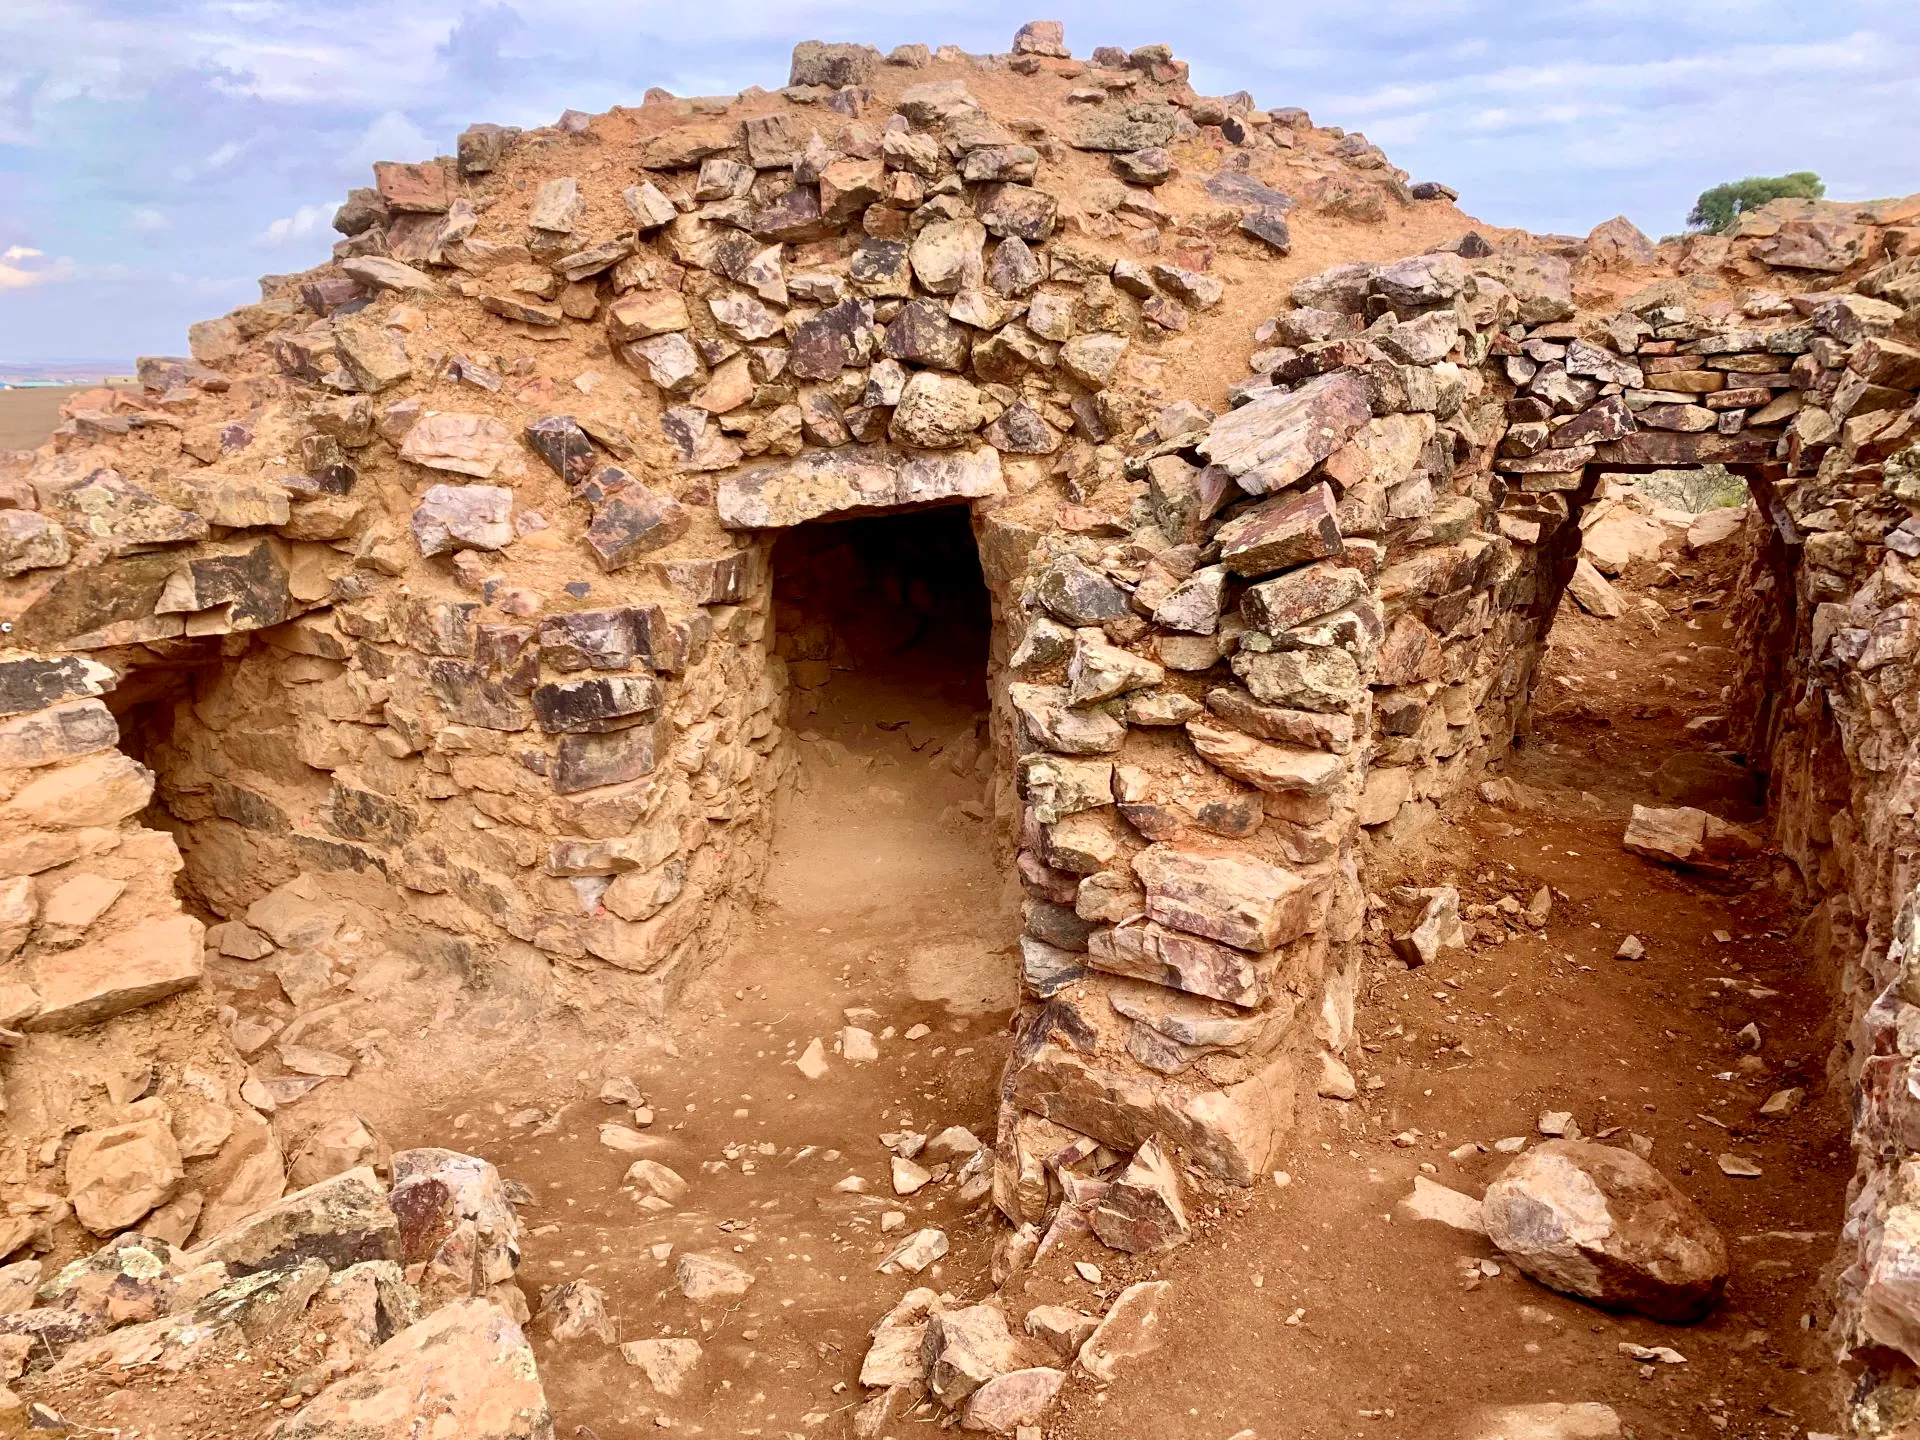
[
  {"x1": 1481, "y1": 1141, "x2": 1728, "y2": 1322},
  {"x1": 188, "y1": 1167, "x2": 399, "y2": 1276},
  {"x1": 1622, "y1": 804, "x2": 1760, "y2": 873},
  {"x1": 272, "y1": 1298, "x2": 551, "y2": 1440}
]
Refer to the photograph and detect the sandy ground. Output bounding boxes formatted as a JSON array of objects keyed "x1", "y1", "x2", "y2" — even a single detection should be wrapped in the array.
[{"x1": 0, "y1": 388, "x2": 80, "y2": 451}]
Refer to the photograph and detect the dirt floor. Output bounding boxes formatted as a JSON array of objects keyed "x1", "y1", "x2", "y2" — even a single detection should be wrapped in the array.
[
  {"x1": 1031, "y1": 533, "x2": 1851, "y2": 1439},
  {"x1": 364, "y1": 508, "x2": 1017, "y2": 1438},
  {"x1": 0, "y1": 389, "x2": 85, "y2": 451},
  {"x1": 330, "y1": 506, "x2": 1848, "y2": 1440},
  {"x1": 14, "y1": 447, "x2": 1849, "y2": 1437}
]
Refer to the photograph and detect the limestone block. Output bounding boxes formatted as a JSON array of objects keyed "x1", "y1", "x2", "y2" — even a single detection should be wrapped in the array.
[
  {"x1": 27, "y1": 913, "x2": 204, "y2": 1031},
  {"x1": 66, "y1": 1118, "x2": 184, "y2": 1233},
  {"x1": 2, "y1": 751, "x2": 153, "y2": 829}
]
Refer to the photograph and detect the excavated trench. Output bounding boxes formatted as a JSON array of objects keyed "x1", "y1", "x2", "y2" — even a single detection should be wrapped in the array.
[
  {"x1": 346, "y1": 504, "x2": 1023, "y2": 1437},
  {"x1": 8, "y1": 41, "x2": 1915, "y2": 1435},
  {"x1": 324, "y1": 487, "x2": 1848, "y2": 1438},
  {"x1": 1037, "y1": 488, "x2": 1853, "y2": 1438},
  {"x1": 16, "y1": 460, "x2": 1857, "y2": 1438}
]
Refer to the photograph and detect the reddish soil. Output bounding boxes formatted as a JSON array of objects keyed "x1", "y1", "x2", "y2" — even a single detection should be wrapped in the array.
[
  {"x1": 18, "y1": 464, "x2": 1847, "y2": 1438},
  {"x1": 380, "y1": 509, "x2": 1017, "y2": 1438},
  {"x1": 1035, "y1": 542, "x2": 1851, "y2": 1439}
]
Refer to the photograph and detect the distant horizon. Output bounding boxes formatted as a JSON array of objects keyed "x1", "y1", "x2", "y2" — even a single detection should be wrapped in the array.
[{"x1": 0, "y1": 360, "x2": 137, "y2": 378}]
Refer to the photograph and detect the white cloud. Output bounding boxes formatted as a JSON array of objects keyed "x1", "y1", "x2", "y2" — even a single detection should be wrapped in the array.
[
  {"x1": 131, "y1": 207, "x2": 168, "y2": 233},
  {"x1": 171, "y1": 136, "x2": 255, "y2": 184},
  {"x1": 255, "y1": 203, "x2": 332, "y2": 247},
  {"x1": 0, "y1": 248, "x2": 75, "y2": 290}
]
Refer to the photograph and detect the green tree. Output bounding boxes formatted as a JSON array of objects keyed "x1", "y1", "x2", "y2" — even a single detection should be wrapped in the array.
[{"x1": 1687, "y1": 172, "x2": 1825, "y2": 233}]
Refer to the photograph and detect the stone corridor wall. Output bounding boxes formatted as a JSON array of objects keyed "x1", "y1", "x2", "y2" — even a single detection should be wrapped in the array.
[{"x1": 7, "y1": 24, "x2": 1920, "y2": 1429}]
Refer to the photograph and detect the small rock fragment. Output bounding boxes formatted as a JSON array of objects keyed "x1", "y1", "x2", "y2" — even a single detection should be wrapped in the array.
[
  {"x1": 674, "y1": 1253, "x2": 753, "y2": 1302},
  {"x1": 1398, "y1": 1176, "x2": 1486, "y2": 1234},
  {"x1": 878, "y1": 1228, "x2": 948, "y2": 1275},
  {"x1": 1076, "y1": 1280, "x2": 1170, "y2": 1383},
  {"x1": 621, "y1": 1337, "x2": 703, "y2": 1396}
]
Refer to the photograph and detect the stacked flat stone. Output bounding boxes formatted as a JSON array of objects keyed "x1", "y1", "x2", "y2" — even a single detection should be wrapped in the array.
[{"x1": 6, "y1": 25, "x2": 1920, "y2": 1432}]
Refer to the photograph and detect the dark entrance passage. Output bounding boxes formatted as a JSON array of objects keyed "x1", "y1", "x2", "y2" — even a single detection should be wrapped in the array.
[{"x1": 770, "y1": 505, "x2": 992, "y2": 734}]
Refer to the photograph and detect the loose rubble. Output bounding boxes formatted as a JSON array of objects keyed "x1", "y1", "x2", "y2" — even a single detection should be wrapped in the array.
[{"x1": 0, "y1": 13, "x2": 1915, "y2": 1436}]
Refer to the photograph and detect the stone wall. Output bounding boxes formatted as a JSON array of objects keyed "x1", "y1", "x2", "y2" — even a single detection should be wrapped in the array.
[{"x1": 7, "y1": 25, "x2": 1920, "y2": 1429}]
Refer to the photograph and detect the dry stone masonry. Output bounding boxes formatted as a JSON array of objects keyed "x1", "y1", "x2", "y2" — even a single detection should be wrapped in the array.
[{"x1": 4, "y1": 18, "x2": 1920, "y2": 1434}]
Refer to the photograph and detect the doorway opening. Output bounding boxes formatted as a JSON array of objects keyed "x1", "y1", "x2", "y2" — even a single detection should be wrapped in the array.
[
  {"x1": 1528, "y1": 464, "x2": 1771, "y2": 816},
  {"x1": 760, "y1": 499, "x2": 1011, "y2": 998},
  {"x1": 771, "y1": 504, "x2": 992, "y2": 739}
]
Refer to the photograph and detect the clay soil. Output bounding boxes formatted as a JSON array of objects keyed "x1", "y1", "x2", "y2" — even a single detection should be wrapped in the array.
[
  {"x1": 1036, "y1": 532, "x2": 1851, "y2": 1439},
  {"x1": 11, "y1": 366, "x2": 1849, "y2": 1437},
  {"x1": 30, "y1": 507, "x2": 1854, "y2": 1440},
  {"x1": 0, "y1": 390, "x2": 86, "y2": 452}
]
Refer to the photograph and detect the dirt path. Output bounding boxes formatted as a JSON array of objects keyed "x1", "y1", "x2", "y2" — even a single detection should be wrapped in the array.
[
  {"x1": 322, "y1": 522, "x2": 1847, "y2": 1440},
  {"x1": 1029, "y1": 549, "x2": 1850, "y2": 1438},
  {"x1": 368, "y1": 640, "x2": 1017, "y2": 1436}
]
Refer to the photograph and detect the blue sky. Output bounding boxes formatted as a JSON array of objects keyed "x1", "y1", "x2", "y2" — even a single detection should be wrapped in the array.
[{"x1": 2, "y1": 0, "x2": 1916, "y2": 363}]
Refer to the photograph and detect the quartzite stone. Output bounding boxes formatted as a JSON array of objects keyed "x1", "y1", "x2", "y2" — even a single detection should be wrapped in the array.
[
  {"x1": 554, "y1": 725, "x2": 662, "y2": 794},
  {"x1": 411, "y1": 485, "x2": 514, "y2": 556},
  {"x1": 1131, "y1": 845, "x2": 1320, "y2": 953},
  {"x1": 586, "y1": 487, "x2": 691, "y2": 571},
  {"x1": 1035, "y1": 556, "x2": 1130, "y2": 625},
  {"x1": 718, "y1": 445, "x2": 1003, "y2": 528},
  {"x1": 1204, "y1": 687, "x2": 1354, "y2": 751},
  {"x1": 524, "y1": 416, "x2": 599, "y2": 486},
  {"x1": 1071, "y1": 106, "x2": 1177, "y2": 152},
  {"x1": 1089, "y1": 1136, "x2": 1191, "y2": 1253},
  {"x1": 923, "y1": 1303, "x2": 1022, "y2": 1407},
  {"x1": 1077, "y1": 1280, "x2": 1170, "y2": 1382},
  {"x1": 272, "y1": 1299, "x2": 550, "y2": 1440},
  {"x1": 788, "y1": 298, "x2": 876, "y2": 379},
  {"x1": 532, "y1": 676, "x2": 663, "y2": 734},
  {"x1": 1085, "y1": 921, "x2": 1268, "y2": 1007},
  {"x1": 28, "y1": 914, "x2": 203, "y2": 1032},
  {"x1": 1186, "y1": 721, "x2": 1343, "y2": 797},
  {"x1": 1215, "y1": 484, "x2": 1346, "y2": 579},
  {"x1": 1231, "y1": 647, "x2": 1363, "y2": 713},
  {"x1": 974, "y1": 184, "x2": 1058, "y2": 242},
  {"x1": 1481, "y1": 1140, "x2": 1729, "y2": 1323},
  {"x1": 190, "y1": 1167, "x2": 398, "y2": 1276},
  {"x1": 1199, "y1": 373, "x2": 1372, "y2": 494}
]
